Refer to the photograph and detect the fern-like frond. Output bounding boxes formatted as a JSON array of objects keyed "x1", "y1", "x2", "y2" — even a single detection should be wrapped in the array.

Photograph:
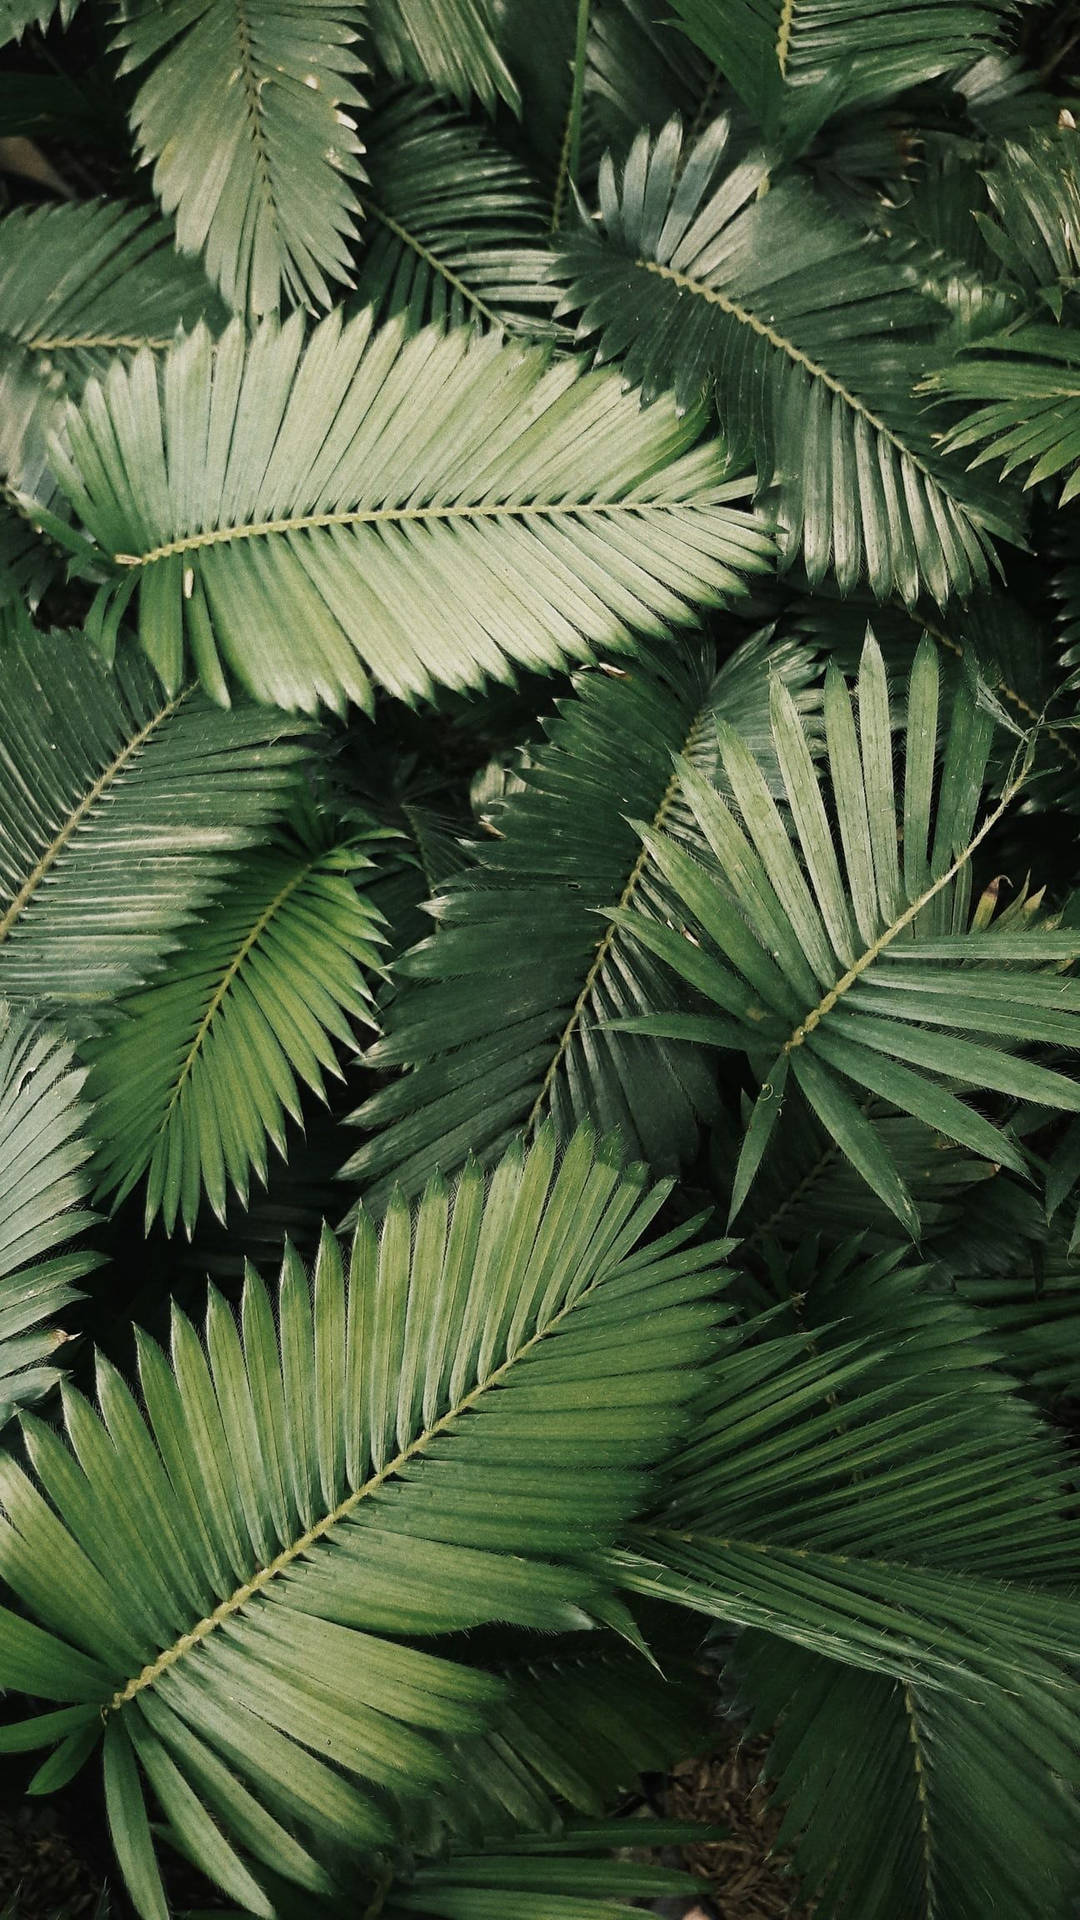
[
  {"x1": 367, "y1": 0, "x2": 519, "y2": 115},
  {"x1": 956, "y1": 1237, "x2": 1080, "y2": 1399},
  {"x1": 343, "y1": 630, "x2": 818, "y2": 1206},
  {"x1": 391, "y1": 1844, "x2": 699, "y2": 1919},
  {"x1": 0, "y1": 1005, "x2": 99, "y2": 1424},
  {"x1": 736, "y1": 1632, "x2": 1080, "y2": 1920},
  {"x1": 355, "y1": 91, "x2": 560, "y2": 335},
  {"x1": 0, "y1": 1128, "x2": 725, "y2": 1915},
  {"x1": 556, "y1": 115, "x2": 1024, "y2": 605},
  {"x1": 49, "y1": 311, "x2": 773, "y2": 713},
  {"x1": 610, "y1": 629, "x2": 1080, "y2": 1233},
  {"x1": 86, "y1": 816, "x2": 386, "y2": 1234},
  {"x1": 0, "y1": 199, "x2": 222, "y2": 500},
  {"x1": 668, "y1": 0, "x2": 1028, "y2": 153},
  {"x1": 0, "y1": 628, "x2": 309, "y2": 1005},
  {"x1": 411, "y1": 1636, "x2": 709, "y2": 1851},
  {"x1": 112, "y1": 0, "x2": 367, "y2": 316},
  {"x1": 618, "y1": 1255, "x2": 1080, "y2": 1689},
  {"x1": 977, "y1": 132, "x2": 1080, "y2": 314},
  {"x1": 926, "y1": 321, "x2": 1080, "y2": 506},
  {"x1": 0, "y1": 0, "x2": 78, "y2": 43}
]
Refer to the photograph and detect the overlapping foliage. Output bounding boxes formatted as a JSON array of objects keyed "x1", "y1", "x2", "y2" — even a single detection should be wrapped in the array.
[{"x1": 0, "y1": 0, "x2": 1079, "y2": 1917}]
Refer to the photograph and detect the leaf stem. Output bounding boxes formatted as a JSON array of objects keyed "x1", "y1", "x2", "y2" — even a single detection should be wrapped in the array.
[{"x1": 550, "y1": 0, "x2": 590, "y2": 233}]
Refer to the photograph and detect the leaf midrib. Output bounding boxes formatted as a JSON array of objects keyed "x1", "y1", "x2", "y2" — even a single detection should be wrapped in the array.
[
  {"x1": 524, "y1": 688, "x2": 718, "y2": 1131},
  {"x1": 112, "y1": 498, "x2": 701, "y2": 567},
  {"x1": 636, "y1": 256, "x2": 946, "y2": 491},
  {"x1": 155, "y1": 855, "x2": 319, "y2": 1134},
  {"x1": 902, "y1": 1681, "x2": 938, "y2": 1920},
  {"x1": 780, "y1": 759, "x2": 1029, "y2": 1056},
  {"x1": 109, "y1": 1269, "x2": 604, "y2": 1711},
  {"x1": 0, "y1": 689, "x2": 191, "y2": 950},
  {"x1": 366, "y1": 196, "x2": 503, "y2": 328}
]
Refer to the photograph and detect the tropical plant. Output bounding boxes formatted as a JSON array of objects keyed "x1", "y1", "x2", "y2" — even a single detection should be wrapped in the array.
[{"x1": 0, "y1": 1, "x2": 1079, "y2": 1917}]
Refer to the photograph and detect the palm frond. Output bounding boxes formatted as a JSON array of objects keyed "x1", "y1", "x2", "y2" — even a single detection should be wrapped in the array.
[
  {"x1": 0, "y1": 199, "x2": 223, "y2": 502},
  {"x1": 618, "y1": 1250, "x2": 1080, "y2": 1689},
  {"x1": 587, "y1": 0, "x2": 717, "y2": 151},
  {"x1": 354, "y1": 91, "x2": 560, "y2": 336},
  {"x1": 0, "y1": 627, "x2": 309, "y2": 1007},
  {"x1": 610, "y1": 628, "x2": 1080, "y2": 1233},
  {"x1": 710, "y1": 1102, "x2": 999, "y2": 1258},
  {"x1": 556, "y1": 115, "x2": 1025, "y2": 605},
  {"x1": 411, "y1": 1634, "x2": 710, "y2": 1852},
  {"x1": 925, "y1": 321, "x2": 1080, "y2": 507},
  {"x1": 0, "y1": 0, "x2": 77, "y2": 43},
  {"x1": 49, "y1": 311, "x2": 773, "y2": 714},
  {"x1": 735, "y1": 1631, "x2": 1080, "y2": 1920},
  {"x1": 0, "y1": 1128, "x2": 725, "y2": 1915},
  {"x1": 977, "y1": 131, "x2": 1080, "y2": 314},
  {"x1": 112, "y1": 0, "x2": 367, "y2": 316},
  {"x1": 343, "y1": 629, "x2": 818, "y2": 1206},
  {"x1": 0, "y1": 1004, "x2": 100, "y2": 1425},
  {"x1": 955, "y1": 1235, "x2": 1080, "y2": 1399},
  {"x1": 667, "y1": 0, "x2": 1027, "y2": 153},
  {"x1": 391, "y1": 1845, "x2": 700, "y2": 1920},
  {"x1": 367, "y1": 0, "x2": 518, "y2": 115},
  {"x1": 86, "y1": 813, "x2": 387, "y2": 1235}
]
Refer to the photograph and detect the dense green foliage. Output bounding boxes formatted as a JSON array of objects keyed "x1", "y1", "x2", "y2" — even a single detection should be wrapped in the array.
[{"x1": 0, "y1": 0, "x2": 1079, "y2": 1915}]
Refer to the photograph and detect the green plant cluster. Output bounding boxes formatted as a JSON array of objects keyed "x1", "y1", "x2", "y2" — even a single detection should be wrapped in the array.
[{"x1": 0, "y1": 0, "x2": 1079, "y2": 1915}]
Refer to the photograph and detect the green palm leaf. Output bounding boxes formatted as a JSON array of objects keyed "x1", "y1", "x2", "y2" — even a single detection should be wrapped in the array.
[
  {"x1": 0, "y1": 627, "x2": 310, "y2": 1007},
  {"x1": 355, "y1": 90, "x2": 560, "y2": 335},
  {"x1": 610, "y1": 628, "x2": 1080, "y2": 1232},
  {"x1": 86, "y1": 814, "x2": 387, "y2": 1234},
  {"x1": 391, "y1": 1846, "x2": 699, "y2": 1920},
  {"x1": 0, "y1": 1128, "x2": 725, "y2": 1916},
  {"x1": 976, "y1": 131, "x2": 1080, "y2": 313},
  {"x1": 736, "y1": 1632, "x2": 1080, "y2": 1920},
  {"x1": 0, "y1": 0, "x2": 77, "y2": 43},
  {"x1": 367, "y1": 0, "x2": 518, "y2": 115},
  {"x1": 668, "y1": 0, "x2": 1027, "y2": 153},
  {"x1": 956, "y1": 1235, "x2": 1080, "y2": 1400},
  {"x1": 112, "y1": 0, "x2": 367, "y2": 316},
  {"x1": 412, "y1": 1635, "x2": 710, "y2": 1852},
  {"x1": 344, "y1": 629, "x2": 818, "y2": 1206},
  {"x1": 925, "y1": 322, "x2": 1080, "y2": 506},
  {"x1": 49, "y1": 311, "x2": 773, "y2": 714},
  {"x1": 0, "y1": 1004, "x2": 100, "y2": 1425},
  {"x1": 618, "y1": 1252, "x2": 1080, "y2": 1690},
  {"x1": 0, "y1": 199, "x2": 222, "y2": 503},
  {"x1": 556, "y1": 115, "x2": 1024, "y2": 605}
]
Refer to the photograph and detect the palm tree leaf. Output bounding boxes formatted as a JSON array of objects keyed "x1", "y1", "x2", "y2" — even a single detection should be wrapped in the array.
[
  {"x1": 355, "y1": 90, "x2": 560, "y2": 336},
  {"x1": 618, "y1": 1252, "x2": 1080, "y2": 1689},
  {"x1": 344, "y1": 629, "x2": 818, "y2": 1206},
  {"x1": 976, "y1": 131, "x2": 1080, "y2": 313},
  {"x1": 112, "y1": 0, "x2": 367, "y2": 316},
  {"x1": 0, "y1": 0, "x2": 78, "y2": 42},
  {"x1": 0, "y1": 1128, "x2": 726, "y2": 1913},
  {"x1": 925, "y1": 321, "x2": 1080, "y2": 507},
  {"x1": 610, "y1": 628, "x2": 1080, "y2": 1230},
  {"x1": 0, "y1": 1004, "x2": 100, "y2": 1425},
  {"x1": 48, "y1": 310, "x2": 773, "y2": 713},
  {"x1": 667, "y1": 0, "x2": 1027, "y2": 153},
  {"x1": 392, "y1": 1848, "x2": 699, "y2": 1919},
  {"x1": 0, "y1": 627, "x2": 310, "y2": 1006},
  {"x1": 410, "y1": 1636, "x2": 710, "y2": 1852},
  {"x1": 85, "y1": 816, "x2": 387, "y2": 1234},
  {"x1": 367, "y1": 0, "x2": 519, "y2": 115},
  {"x1": 556, "y1": 115, "x2": 1025, "y2": 605},
  {"x1": 955, "y1": 1234, "x2": 1080, "y2": 1400},
  {"x1": 0, "y1": 198, "x2": 223, "y2": 502},
  {"x1": 735, "y1": 1632, "x2": 1080, "y2": 1920}
]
